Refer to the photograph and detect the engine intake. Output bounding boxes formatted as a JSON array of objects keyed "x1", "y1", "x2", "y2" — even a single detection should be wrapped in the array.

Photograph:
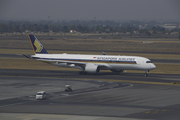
[{"x1": 85, "y1": 63, "x2": 100, "y2": 74}]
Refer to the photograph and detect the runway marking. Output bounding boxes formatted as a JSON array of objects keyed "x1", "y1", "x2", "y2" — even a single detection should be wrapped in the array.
[
  {"x1": 1, "y1": 75, "x2": 180, "y2": 86},
  {"x1": 61, "y1": 78, "x2": 180, "y2": 86},
  {"x1": 145, "y1": 111, "x2": 151, "y2": 113},
  {"x1": 3, "y1": 75, "x2": 177, "y2": 86},
  {"x1": 0, "y1": 101, "x2": 35, "y2": 108},
  {"x1": 46, "y1": 105, "x2": 106, "y2": 110},
  {"x1": 143, "y1": 109, "x2": 174, "y2": 115}
]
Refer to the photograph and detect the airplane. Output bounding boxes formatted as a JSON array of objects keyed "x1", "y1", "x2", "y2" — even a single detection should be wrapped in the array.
[{"x1": 24, "y1": 34, "x2": 156, "y2": 76}]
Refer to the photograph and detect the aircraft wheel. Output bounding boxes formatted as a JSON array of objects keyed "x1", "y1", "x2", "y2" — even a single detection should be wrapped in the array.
[{"x1": 145, "y1": 74, "x2": 148, "y2": 77}]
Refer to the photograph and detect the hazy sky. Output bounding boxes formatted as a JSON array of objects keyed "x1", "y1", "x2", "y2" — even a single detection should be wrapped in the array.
[{"x1": 0, "y1": 0, "x2": 180, "y2": 21}]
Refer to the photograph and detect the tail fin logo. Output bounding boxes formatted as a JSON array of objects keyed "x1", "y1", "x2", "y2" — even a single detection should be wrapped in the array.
[
  {"x1": 34, "y1": 39, "x2": 43, "y2": 52},
  {"x1": 28, "y1": 34, "x2": 48, "y2": 54}
]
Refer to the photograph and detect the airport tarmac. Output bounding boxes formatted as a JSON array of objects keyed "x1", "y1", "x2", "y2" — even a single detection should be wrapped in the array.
[{"x1": 0, "y1": 69, "x2": 180, "y2": 120}]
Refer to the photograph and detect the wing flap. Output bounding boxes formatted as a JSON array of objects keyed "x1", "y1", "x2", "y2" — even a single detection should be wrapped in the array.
[{"x1": 39, "y1": 59, "x2": 109, "y2": 70}]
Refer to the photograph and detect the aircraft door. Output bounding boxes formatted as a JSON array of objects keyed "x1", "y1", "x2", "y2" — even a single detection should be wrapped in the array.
[{"x1": 135, "y1": 59, "x2": 141, "y2": 65}]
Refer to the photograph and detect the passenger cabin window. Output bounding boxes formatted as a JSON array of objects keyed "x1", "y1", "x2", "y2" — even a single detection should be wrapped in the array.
[{"x1": 146, "y1": 61, "x2": 152, "y2": 63}]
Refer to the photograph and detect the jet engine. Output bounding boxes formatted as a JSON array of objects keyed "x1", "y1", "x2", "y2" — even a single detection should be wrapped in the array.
[{"x1": 85, "y1": 63, "x2": 100, "y2": 74}]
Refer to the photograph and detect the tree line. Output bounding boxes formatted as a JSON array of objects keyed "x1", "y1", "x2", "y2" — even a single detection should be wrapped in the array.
[{"x1": 0, "y1": 20, "x2": 179, "y2": 34}]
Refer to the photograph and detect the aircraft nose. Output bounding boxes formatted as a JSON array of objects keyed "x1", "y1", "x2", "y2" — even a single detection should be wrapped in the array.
[{"x1": 151, "y1": 64, "x2": 156, "y2": 69}]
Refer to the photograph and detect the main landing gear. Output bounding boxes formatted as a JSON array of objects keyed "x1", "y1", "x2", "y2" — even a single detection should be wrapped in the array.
[{"x1": 145, "y1": 70, "x2": 149, "y2": 77}]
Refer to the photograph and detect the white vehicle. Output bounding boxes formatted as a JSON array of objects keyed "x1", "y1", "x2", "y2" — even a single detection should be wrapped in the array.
[
  {"x1": 36, "y1": 91, "x2": 46, "y2": 100},
  {"x1": 24, "y1": 34, "x2": 156, "y2": 76}
]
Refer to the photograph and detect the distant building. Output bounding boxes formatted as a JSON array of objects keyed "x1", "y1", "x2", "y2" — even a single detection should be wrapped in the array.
[
  {"x1": 162, "y1": 24, "x2": 180, "y2": 30},
  {"x1": 70, "y1": 30, "x2": 78, "y2": 33},
  {"x1": 170, "y1": 32, "x2": 179, "y2": 35},
  {"x1": 148, "y1": 30, "x2": 153, "y2": 34},
  {"x1": 23, "y1": 30, "x2": 31, "y2": 34},
  {"x1": 49, "y1": 30, "x2": 53, "y2": 33},
  {"x1": 70, "y1": 30, "x2": 74, "y2": 33},
  {"x1": 139, "y1": 25, "x2": 144, "y2": 29},
  {"x1": 139, "y1": 24, "x2": 147, "y2": 30},
  {"x1": 126, "y1": 32, "x2": 131, "y2": 35},
  {"x1": 133, "y1": 31, "x2": 139, "y2": 34}
]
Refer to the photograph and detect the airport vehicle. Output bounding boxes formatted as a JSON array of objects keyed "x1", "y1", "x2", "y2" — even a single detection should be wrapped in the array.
[
  {"x1": 36, "y1": 91, "x2": 46, "y2": 100},
  {"x1": 65, "y1": 85, "x2": 73, "y2": 92},
  {"x1": 25, "y1": 34, "x2": 156, "y2": 76}
]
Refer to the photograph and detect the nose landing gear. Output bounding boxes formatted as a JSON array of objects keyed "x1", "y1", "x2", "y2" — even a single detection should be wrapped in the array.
[{"x1": 145, "y1": 70, "x2": 149, "y2": 77}]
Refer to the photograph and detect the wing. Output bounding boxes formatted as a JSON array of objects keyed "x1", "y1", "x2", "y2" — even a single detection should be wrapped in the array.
[{"x1": 39, "y1": 58, "x2": 109, "y2": 70}]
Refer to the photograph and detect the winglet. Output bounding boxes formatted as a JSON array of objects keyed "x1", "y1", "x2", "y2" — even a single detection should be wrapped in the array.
[
  {"x1": 28, "y1": 34, "x2": 48, "y2": 54},
  {"x1": 102, "y1": 51, "x2": 106, "y2": 55}
]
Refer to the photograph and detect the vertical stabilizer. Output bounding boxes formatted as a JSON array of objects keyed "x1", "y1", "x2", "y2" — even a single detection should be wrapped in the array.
[{"x1": 28, "y1": 34, "x2": 48, "y2": 54}]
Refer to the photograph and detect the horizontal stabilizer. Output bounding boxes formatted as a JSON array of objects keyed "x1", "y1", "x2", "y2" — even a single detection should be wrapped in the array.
[{"x1": 23, "y1": 54, "x2": 32, "y2": 59}]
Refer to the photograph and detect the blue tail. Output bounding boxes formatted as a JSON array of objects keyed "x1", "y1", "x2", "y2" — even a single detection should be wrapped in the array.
[{"x1": 28, "y1": 34, "x2": 48, "y2": 54}]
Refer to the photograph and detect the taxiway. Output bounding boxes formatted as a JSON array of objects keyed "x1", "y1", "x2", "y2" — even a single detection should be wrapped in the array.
[{"x1": 0, "y1": 69, "x2": 180, "y2": 120}]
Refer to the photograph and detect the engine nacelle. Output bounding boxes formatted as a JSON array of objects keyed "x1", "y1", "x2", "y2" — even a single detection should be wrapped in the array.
[{"x1": 85, "y1": 63, "x2": 100, "y2": 74}]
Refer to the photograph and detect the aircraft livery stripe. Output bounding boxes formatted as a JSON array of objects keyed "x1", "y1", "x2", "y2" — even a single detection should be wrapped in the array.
[{"x1": 34, "y1": 57, "x2": 137, "y2": 64}]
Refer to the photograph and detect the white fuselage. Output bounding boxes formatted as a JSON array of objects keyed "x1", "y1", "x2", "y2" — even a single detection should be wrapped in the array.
[{"x1": 31, "y1": 53, "x2": 156, "y2": 73}]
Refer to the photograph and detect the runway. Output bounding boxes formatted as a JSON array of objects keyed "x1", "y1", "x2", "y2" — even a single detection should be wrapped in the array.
[{"x1": 0, "y1": 69, "x2": 180, "y2": 120}]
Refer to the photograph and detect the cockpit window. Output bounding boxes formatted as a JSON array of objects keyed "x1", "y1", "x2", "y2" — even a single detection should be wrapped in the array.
[
  {"x1": 146, "y1": 61, "x2": 152, "y2": 63},
  {"x1": 37, "y1": 93, "x2": 43, "y2": 95}
]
